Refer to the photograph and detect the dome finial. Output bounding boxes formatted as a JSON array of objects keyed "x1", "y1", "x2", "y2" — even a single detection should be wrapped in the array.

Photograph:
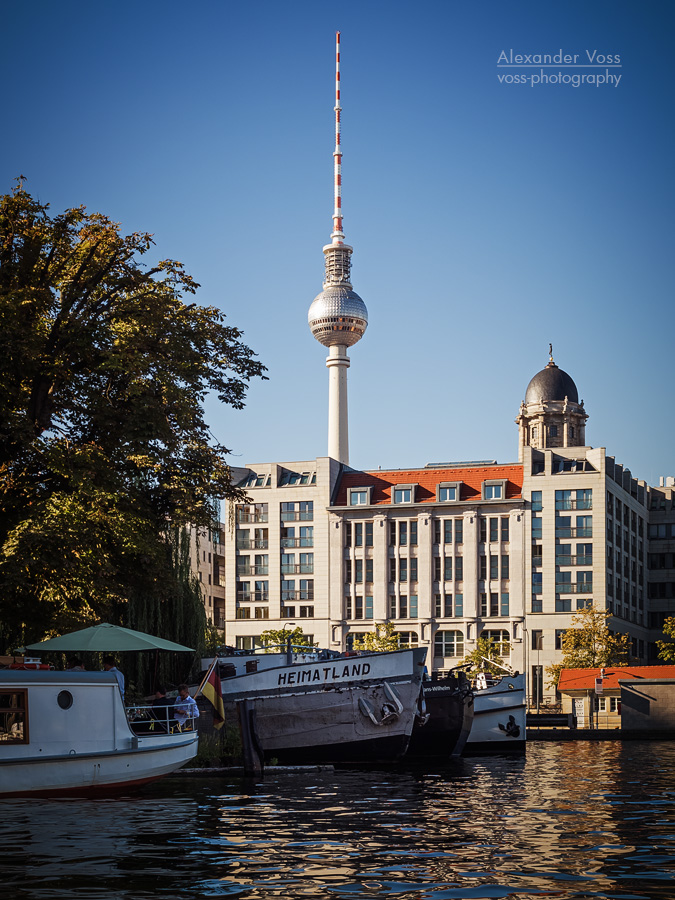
[{"x1": 548, "y1": 342, "x2": 554, "y2": 365}]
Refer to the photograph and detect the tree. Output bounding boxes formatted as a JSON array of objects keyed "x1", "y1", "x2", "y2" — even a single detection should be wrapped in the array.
[
  {"x1": 258, "y1": 627, "x2": 316, "y2": 652},
  {"x1": 0, "y1": 184, "x2": 266, "y2": 650},
  {"x1": 352, "y1": 622, "x2": 400, "y2": 652},
  {"x1": 546, "y1": 606, "x2": 630, "y2": 688},
  {"x1": 656, "y1": 617, "x2": 675, "y2": 662},
  {"x1": 461, "y1": 635, "x2": 511, "y2": 676}
]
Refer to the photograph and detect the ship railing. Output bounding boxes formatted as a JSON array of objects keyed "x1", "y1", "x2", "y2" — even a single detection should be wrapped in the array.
[{"x1": 126, "y1": 703, "x2": 198, "y2": 736}]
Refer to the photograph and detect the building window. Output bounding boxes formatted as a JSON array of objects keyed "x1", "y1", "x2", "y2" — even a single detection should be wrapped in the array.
[
  {"x1": 483, "y1": 481, "x2": 505, "y2": 500},
  {"x1": 455, "y1": 593, "x2": 463, "y2": 616},
  {"x1": 398, "y1": 630, "x2": 419, "y2": 648},
  {"x1": 235, "y1": 607, "x2": 251, "y2": 619},
  {"x1": 500, "y1": 593, "x2": 510, "y2": 616},
  {"x1": 409, "y1": 595, "x2": 418, "y2": 617},
  {"x1": 555, "y1": 628, "x2": 565, "y2": 650},
  {"x1": 365, "y1": 559, "x2": 373, "y2": 583},
  {"x1": 434, "y1": 630, "x2": 464, "y2": 657},
  {"x1": 549, "y1": 425, "x2": 558, "y2": 438},
  {"x1": 399, "y1": 559, "x2": 408, "y2": 582},
  {"x1": 393, "y1": 486, "x2": 414, "y2": 504},
  {"x1": 532, "y1": 515, "x2": 542, "y2": 540},
  {"x1": 254, "y1": 607, "x2": 269, "y2": 619},
  {"x1": 365, "y1": 596, "x2": 373, "y2": 619},
  {"x1": 490, "y1": 555, "x2": 499, "y2": 580},
  {"x1": 489, "y1": 518, "x2": 499, "y2": 543},
  {"x1": 532, "y1": 572, "x2": 542, "y2": 594},
  {"x1": 531, "y1": 597, "x2": 542, "y2": 613},
  {"x1": 365, "y1": 522, "x2": 373, "y2": 546},
  {"x1": 438, "y1": 482, "x2": 460, "y2": 502},
  {"x1": 299, "y1": 606, "x2": 314, "y2": 617},
  {"x1": 531, "y1": 491, "x2": 542, "y2": 511},
  {"x1": 479, "y1": 518, "x2": 487, "y2": 542},
  {"x1": 501, "y1": 554, "x2": 510, "y2": 579},
  {"x1": 281, "y1": 605, "x2": 296, "y2": 618},
  {"x1": 481, "y1": 629, "x2": 510, "y2": 655},
  {"x1": 349, "y1": 489, "x2": 369, "y2": 506},
  {"x1": 532, "y1": 629, "x2": 543, "y2": 650}
]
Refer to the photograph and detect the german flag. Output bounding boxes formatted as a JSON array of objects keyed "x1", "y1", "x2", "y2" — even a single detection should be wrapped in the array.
[{"x1": 202, "y1": 661, "x2": 225, "y2": 730}]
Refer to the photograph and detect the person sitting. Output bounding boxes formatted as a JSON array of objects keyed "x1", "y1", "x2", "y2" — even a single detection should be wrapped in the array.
[
  {"x1": 66, "y1": 657, "x2": 85, "y2": 671},
  {"x1": 103, "y1": 656, "x2": 125, "y2": 698},
  {"x1": 150, "y1": 685, "x2": 174, "y2": 732},
  {"x1": 173, "y1": 684, "x2": 200, "y2": 730}
]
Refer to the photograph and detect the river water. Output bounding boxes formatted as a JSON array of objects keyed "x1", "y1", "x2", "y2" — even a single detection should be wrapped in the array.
[{"x1": 3, "y1": 741, "x2": 675, "y2": 899}]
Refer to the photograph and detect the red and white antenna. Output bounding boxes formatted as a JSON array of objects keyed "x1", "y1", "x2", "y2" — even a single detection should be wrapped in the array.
[{"x1": 331, "y1": 31, "x2": 345, "y2": 245}]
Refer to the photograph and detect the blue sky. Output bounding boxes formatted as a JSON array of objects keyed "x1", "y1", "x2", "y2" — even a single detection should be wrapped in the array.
[{"x1": 2, "y1": 1, "x2": 673, "y2": 485}]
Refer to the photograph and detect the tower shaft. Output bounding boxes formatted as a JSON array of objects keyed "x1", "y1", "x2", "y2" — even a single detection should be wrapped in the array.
[{"x1": 327, "y1": 345, "x2": 350, "y2": 464}]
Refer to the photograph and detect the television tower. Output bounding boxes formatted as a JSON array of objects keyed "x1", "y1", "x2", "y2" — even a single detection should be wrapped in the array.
[{"x1": 308, "y1": 31, "x2": 368, "y2": 466}]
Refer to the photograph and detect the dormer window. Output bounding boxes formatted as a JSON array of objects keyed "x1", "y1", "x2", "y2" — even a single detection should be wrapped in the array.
[
  {"x1": 437, "y1": 482, "x2": 461, "y2": 502},
  {"x1": 482, "y1": 480, "x2": 506, "y2": 501},
  {"x1": 393, "y1": 484, "x2": 416, "y2": 504},
  {"x1": 349, "y1": 488, "x2": 371, "y2": 506}
]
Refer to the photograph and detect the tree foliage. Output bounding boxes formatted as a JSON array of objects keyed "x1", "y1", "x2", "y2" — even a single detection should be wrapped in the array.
[
  {"x1": 258, "y1": 627, "x2": 316, "y2": 652},
  {"x1": 461, "y1": 636, "x2": 511, "y2": 676},
  {"x1": 546, "y1": 606, "x2": 630, "y2": 688},
  {"x1": 656, "y1": 617, "x2": 675, "y2": 663},
  {"x1": 0, "y1": 184, "x2": 266, "y2": 650},
  {"x1": 352, "y1": 622, "x2": 401, "y2": 652}
]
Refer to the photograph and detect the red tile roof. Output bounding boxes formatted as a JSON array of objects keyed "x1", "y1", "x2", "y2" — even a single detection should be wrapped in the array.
[
  {"x1": 333, "y1": 464, "x2": 523, "y2": 507},
  {"x1": 558, "y1": 666, "x2": 675, "y2": 691}
]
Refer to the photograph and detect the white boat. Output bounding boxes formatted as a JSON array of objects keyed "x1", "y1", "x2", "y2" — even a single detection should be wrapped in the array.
[
  {"x1": 465, "y1": 670, "x2": 527, "y2": 753},
  {"x1": 0, "y1": 669, "x2": 199, "y2": 797},
  {"x1": 207, "y1": 646, "x2": 428, "y2": 765}
]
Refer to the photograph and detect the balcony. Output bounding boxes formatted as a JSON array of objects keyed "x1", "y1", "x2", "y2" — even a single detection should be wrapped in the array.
[
  {"x1": 555, "y1": 555, "x2": 593, "y2": 566},
  {"x1": 282, "y1": 591, "x2": 314, "y2": 602},
  {"x1": 237, "y1": 591, "x2": 269, "y2": 602},
  {"x1": 237, "y1": 512, "x2": 269, "y2": 524},
  {"x1": 555, "y1": 527, "x2": 593, "y2": 538},
  {"x1": 280, "y1": 511, "x2": 314, "y2": 522},
  {"x1": 280, "y1": 537, "x2": 314, "y2": 548},
  {"x1": 555, "y1": 582, "x2": 593, "y2": 594},
  {"x1": 236, "y1": 565, "x2": 269, "y2": 577},
  {"x1": 281, "y1": 564, "x2": 314, "y2": 575},
  {"x1": 555, "y1": 499, "x2": 593, "y2": 511},
  {"x1": 236, "y1": 539, "x2": 269, "y2": 550}
]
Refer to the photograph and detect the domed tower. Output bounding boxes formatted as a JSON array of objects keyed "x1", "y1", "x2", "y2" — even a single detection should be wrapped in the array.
[
  {"x1": 516, "y1": 347, "x2": 588, "y2": 461},
  {"x1": 308, "y1": 32, "x2": 368, "y2": 466}
]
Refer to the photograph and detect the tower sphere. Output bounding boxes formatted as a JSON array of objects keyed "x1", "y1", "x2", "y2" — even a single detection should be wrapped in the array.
[
  {"x1": 308, "y1": 285, "x2": 368, "y2": 348},
  {"x1": 524, "y1": 360, "x2": 579, "y2": 405}
]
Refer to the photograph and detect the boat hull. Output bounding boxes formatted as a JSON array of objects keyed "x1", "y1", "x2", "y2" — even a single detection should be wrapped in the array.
[
  {"x1": 406, "y1": 674, "x2": 474, "y2": 759},
  {"x1": 221, "y1": 647, "x2": 427, "y2": 765},
  {"x1": 0, "y1": 734, "x2": 199, "y2": 798},
  {"x1": 465, "y1": 672, "x2": 527, "y2": 754}
]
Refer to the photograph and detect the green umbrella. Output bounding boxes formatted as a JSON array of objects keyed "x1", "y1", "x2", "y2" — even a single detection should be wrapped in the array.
[{"x1": 25, "y1": 623, "x2": 194, "y2": 653}]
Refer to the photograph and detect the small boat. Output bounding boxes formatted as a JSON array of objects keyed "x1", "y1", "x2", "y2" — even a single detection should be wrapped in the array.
[
  {"x1": 464, "y1": 670, "x2": 527, "y2": 754},
  {"x1": 208, "y1": 645, "x2": 428, "y2": 765},
  {"x1": 0, "y1": 669, "x2": 199, "y2": 797},
  {"x1": 406, "y1": 669, "x2": 474, "y2": 759}
]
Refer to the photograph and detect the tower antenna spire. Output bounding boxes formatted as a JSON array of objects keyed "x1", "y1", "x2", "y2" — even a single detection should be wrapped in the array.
[{"x1": 331, "y1": 31, "x2": 345, "y2": 245}]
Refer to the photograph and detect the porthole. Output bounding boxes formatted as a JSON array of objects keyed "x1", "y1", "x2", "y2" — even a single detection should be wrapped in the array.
[{"x1": 57, "y1": 690, "x2": 73, "y2": 710}]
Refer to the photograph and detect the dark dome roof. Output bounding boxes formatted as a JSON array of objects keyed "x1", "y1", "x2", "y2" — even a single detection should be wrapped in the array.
[{"x1": 524, "y1": 362, "x2": 579, "y2": 405}]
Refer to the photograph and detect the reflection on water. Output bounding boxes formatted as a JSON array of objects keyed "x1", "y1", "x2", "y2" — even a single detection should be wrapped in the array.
[{"x1": 3, "y1": 742, "x2": 675, "y2": 899}]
